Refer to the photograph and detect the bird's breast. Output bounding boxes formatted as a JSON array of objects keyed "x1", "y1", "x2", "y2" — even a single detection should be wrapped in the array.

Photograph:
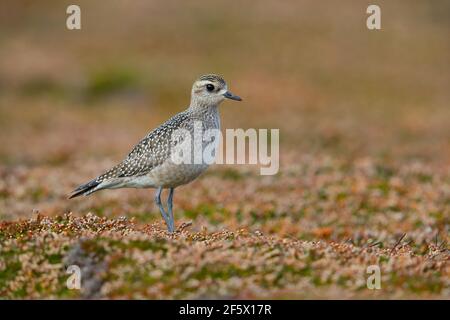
[{"x1": 146, "y1": 162, "x2": 209, "y2": 188}]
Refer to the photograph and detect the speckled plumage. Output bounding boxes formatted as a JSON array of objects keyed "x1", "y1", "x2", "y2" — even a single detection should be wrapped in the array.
[
  {"x1": 97, "y1": 111, "x2": 194, "y2": 183},
  {"x1": 69, "y1": 74, "x2": 241, "y2": 232},
  {"x1": 70, "y1": 106, "x2": 221, "y2": 198},
  {"x1": 95, "y1": 107, "x2": 220, "y2": 190}
]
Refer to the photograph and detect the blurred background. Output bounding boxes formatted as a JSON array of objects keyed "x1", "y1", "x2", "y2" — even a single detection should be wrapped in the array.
[{"x1": 0, "y1": 0, "x2": 448, "y2": 234}]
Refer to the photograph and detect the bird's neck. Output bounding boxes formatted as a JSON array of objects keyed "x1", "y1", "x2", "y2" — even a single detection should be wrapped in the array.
[
  {"x1": 187, "y1": 104, "x2": 221, "y2": 130},
  {"x1": 188, "y1": 103, "x2": 219, "y2": 115}
]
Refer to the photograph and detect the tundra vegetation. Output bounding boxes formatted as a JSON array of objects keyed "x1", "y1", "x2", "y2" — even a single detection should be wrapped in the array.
[{"x1": 0, "y1": 1, "x2": 448, "y2": 298}]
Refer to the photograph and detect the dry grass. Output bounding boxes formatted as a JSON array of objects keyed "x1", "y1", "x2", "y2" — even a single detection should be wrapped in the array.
[{"x1": 0, "y1": 1, "x2": 449, "y2": 299}]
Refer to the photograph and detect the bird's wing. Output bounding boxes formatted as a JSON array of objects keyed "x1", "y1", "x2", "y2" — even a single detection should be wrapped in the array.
[
  {"x1": 69, "y1": 110, "x2": 192, "y2": 198},
  {"x1": 97, "y1": 111, "x2": 191, "y2": 181}
]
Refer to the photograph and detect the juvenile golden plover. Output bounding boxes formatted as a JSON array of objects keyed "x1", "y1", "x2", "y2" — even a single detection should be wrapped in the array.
[{"x1": 69, "y1": 74, "x2": 242, "y2": 232}]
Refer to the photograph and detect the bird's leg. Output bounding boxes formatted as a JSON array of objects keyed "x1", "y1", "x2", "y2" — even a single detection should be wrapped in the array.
[
  {"x1": 167, "y1": 188, "x2": 175, "y2": 232},
  {"x1": 154, "y1": 187, "x2": 171, "y2": 231}
]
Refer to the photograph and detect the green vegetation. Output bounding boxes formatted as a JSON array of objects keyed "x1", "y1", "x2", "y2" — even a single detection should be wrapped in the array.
[{"x1": 0, "y1": 0, "x2": 448, "y2": 299}]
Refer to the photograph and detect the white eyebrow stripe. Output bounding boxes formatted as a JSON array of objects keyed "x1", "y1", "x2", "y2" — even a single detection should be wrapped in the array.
[
  {"x1": 197, "y1": 80, "x2": 214, "y2": 86},
  {"x1": 196, "y1": 80, "x2": 227, "y2": 92}
]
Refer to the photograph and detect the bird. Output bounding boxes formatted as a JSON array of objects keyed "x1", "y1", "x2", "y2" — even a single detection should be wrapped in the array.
[{"x1": 69, "y1": 74, "x2": 242, "y2": 232}]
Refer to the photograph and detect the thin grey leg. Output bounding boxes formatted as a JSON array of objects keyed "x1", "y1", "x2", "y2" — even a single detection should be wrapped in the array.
[
  {"x1": 167, "y1": 188, "x2": 175, "y2": 232},
  {"x1": 154, "y1": 187, "x2": 171, "y2": 231}
]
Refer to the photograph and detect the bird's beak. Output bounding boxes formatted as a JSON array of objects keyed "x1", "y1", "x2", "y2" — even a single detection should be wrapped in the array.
[{"x1": 223, "y1": 91, "x2": 242, "y2": 101}]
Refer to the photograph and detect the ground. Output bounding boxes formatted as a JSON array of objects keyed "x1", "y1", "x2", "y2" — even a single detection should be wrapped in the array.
[{"x1": 0, "y1": 1, "x2": 449, "y2": 299}]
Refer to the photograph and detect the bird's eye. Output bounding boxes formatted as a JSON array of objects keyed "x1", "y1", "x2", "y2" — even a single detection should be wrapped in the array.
[{"x1": 206, "y1": 84, "x2": 215, "y2": 92}]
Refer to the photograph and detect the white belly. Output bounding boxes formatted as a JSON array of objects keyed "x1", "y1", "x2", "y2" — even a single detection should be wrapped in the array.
[
  {"x1": 114, "y1": 162, "x2": 209, "y2": 189},
  {"x1": 146, "y1": 162, "x2": 210, "y2": 188}
]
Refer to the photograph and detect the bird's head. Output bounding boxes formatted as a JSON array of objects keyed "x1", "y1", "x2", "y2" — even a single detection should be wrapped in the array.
[{"x1": 190, "y1": 74, "x2": 241, "y2": 108}]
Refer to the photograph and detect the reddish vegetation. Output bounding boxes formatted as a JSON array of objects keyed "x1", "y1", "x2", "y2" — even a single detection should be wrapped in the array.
[
  {"x1": 0, "y1": 214, "x2": 448, "y2": 299},
  {"x1": 0, "y1": 1, "x2": 448, "y2": 299}
]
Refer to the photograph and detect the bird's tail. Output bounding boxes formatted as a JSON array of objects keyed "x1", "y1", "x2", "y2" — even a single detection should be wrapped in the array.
[{"x1": 68, "y1": 179, "x2": 101, "y2": 199}]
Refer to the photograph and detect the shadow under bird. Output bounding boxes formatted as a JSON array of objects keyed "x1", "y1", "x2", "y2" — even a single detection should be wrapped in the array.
[{"x1": 69, "y1": 74, "x2": 242, "y2": 232}]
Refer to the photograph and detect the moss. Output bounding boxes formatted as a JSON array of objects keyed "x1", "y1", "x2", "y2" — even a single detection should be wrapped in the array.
[
  {"x1": 86, "y1": 67, "x2": 141, "y2": 98},
  {"x1": 20, "y1": 77, "x2": 65, "y2": 98},
  {"x1": 373, "y1": 181, "x2": 390, "y2": 196},
  {"x1": 220, "y1": 168, "x2": 245, "y2": 181},
  {"x1": 114, "y1": 239, "x2": 169, "y2": 253},
  {"x1": 0, "y1": 260, "x2": 21, "y2": 291},
  {"x1": 184, "y1": 204, "x2": 220, "y2": 220},
  {"x1": 194, "y1": 264, "x2": 257, "y2": 281},
  {"x1": 30, "y1": 187, "x2": 47, "y2": 201},
  {"x1": 415, "y1": 173, "x2": 433, "y2": 183},
  {"x1": 47, "y1": 253, "x2": 63, "y2": 264},
  {"x1": 375, "y1": 165, "x2": 395, "y2": 179},
  {"x1": 318, "y1": 189, "x2": 328, "y2": 200},
  {"x1": 13, "y1": 286, "x2": 27, "y2": 298}
]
